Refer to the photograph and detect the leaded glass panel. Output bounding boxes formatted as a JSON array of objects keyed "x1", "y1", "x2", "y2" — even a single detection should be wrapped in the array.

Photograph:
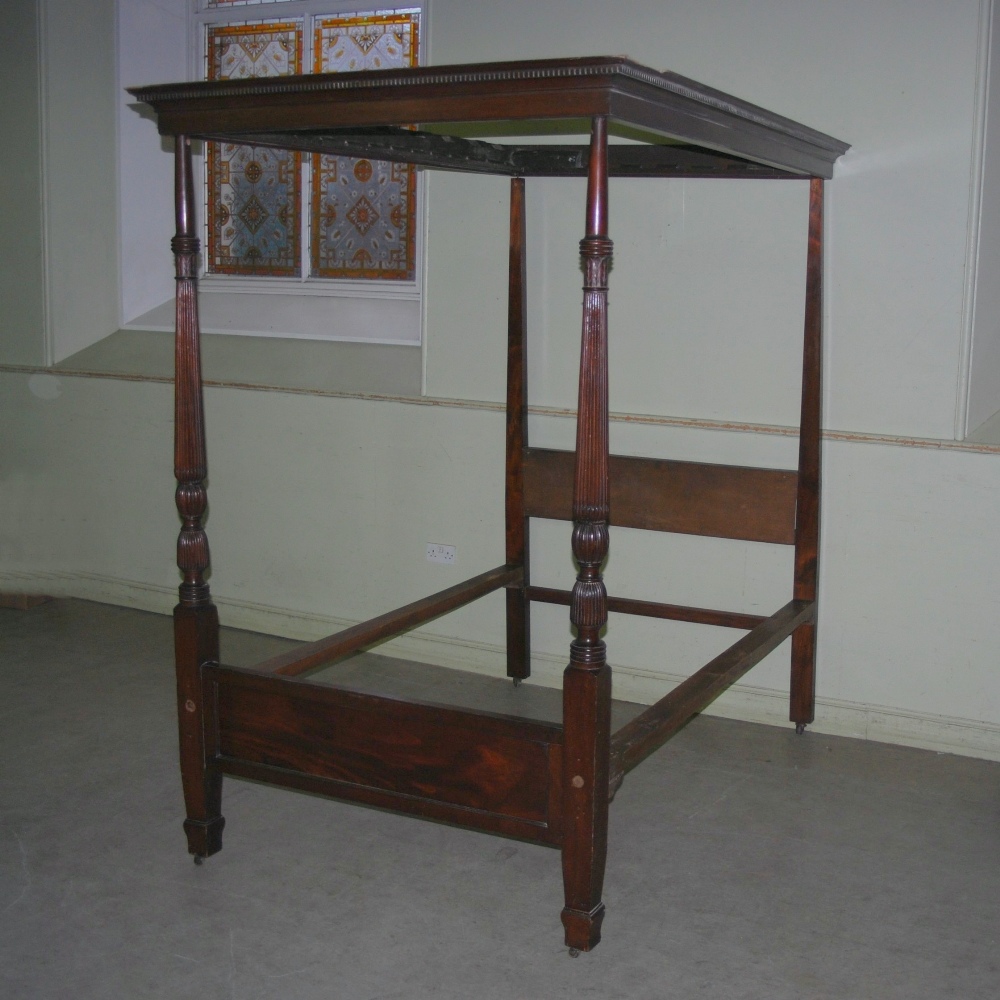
[
  {"x1": 206, "y1": 21, "x2": 303, "y2": 276},
  {"x1": 310, "y1": 11, "x2": 419, "y2": 279},
  {"x1": 206, "y1": 1, "x2": 293, "y2": 8}
]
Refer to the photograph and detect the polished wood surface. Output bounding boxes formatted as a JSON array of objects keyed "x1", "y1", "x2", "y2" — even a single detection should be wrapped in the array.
[
  {"x1": 560, "y1": 116, "x2": 614, "y2": 952},
  {"x1": 527, "y1": 586, "x2": 767, "y2": 631},
  {"x1": 609, "y1": 599, "x2": 816, "y2": 791},
  {"x1": 132, "y1": 55, "x2": 848, "y2": 952},
  {"x1": 255, "y1": 564, "x2": 520, "y2": 678},
  {"x1": 524, "y1": 447, "x2": 799, "y2": 544},
  {"x1": 170, "y1": 136, "x2": 223, "y2": 862},
  {"x1": 205, "y1": 664, "x2": 564, "y2": 845},
  {"x1": 790, "y1": 178, "x2": 825, "y2": 730},
  {"x1": 505, "y1": 177, "x2": 531, "y2": 682}
]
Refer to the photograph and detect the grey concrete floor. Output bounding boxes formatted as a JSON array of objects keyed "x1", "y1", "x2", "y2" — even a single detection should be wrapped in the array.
[{"x1": 2, "y1": 599, "x2": 999, "y2": 999}]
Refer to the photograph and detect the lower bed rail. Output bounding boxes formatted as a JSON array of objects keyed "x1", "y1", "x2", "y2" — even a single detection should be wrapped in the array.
[
  {"x1": 608, "y1": 598, "x2": 815, "y2": 795},
  {"x1": 202, "y1": 663, "x2": 565, "y2": 846}
]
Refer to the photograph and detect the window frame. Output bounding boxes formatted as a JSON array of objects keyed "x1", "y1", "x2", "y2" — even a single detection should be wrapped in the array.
[{"x1": 186, "y1": 0, "x2": 427, "y2": 341}]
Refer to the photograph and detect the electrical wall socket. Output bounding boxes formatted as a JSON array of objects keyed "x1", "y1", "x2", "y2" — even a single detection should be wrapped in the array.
[{"x1": 426, "y1": 542, "x2": 456, "y2": 565}]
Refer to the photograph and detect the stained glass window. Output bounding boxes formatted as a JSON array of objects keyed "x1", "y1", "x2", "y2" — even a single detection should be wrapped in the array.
[
  {"x1": 206, "y1": 21, "x2": 303, "y2": 276},
  {"x1": 202, "y1": 5, "x2": 421, "y2": 282},
  {"x1": 206, "y1": 1, "x2": 294, "y2": 8},
  {"x1": 311, "y1": 11, "x2": 419, "y2": 279}
]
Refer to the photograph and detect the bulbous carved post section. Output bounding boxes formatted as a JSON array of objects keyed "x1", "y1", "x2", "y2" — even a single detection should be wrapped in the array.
[
  {"x1": 790, "y1": 178, "x2": 824, "y2": 732},
  {"x1": 172, "y1": 135, "x2": 224, "y2": 861},
  {"x1": 173, "y1": 135, "x2": 211, "y2": 610},
  {"x1": 561, "y1": 116, "x2": 613, "y2": 953}
]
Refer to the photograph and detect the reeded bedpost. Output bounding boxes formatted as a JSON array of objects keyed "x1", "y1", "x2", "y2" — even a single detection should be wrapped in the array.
[
  {"x1": 790, "y1": 177, "x2": 824, "y2": 733},
  {"x1": 172, "y1": 135, "x2": 224, "y2": 860},
  {"x1": 561, "y1": 116, "x2": 613, "y2": 953}
]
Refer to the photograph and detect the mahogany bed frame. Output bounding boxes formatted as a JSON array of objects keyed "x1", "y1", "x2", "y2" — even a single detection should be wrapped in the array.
[{"x1": 130, "y1": 57, "x2": 849, "y2": 953}]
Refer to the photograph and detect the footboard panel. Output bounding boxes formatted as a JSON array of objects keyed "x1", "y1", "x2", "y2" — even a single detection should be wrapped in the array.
[{"x1": 203, "y1": 665, "x2": 564, "y2": 845}]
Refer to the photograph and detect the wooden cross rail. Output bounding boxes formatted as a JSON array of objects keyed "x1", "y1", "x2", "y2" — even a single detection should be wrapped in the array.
[
  {"x1": 527, "y1": 586, "x2": 767, "y2": 631},
  {"x1": 253, "y1": 564, "x2": 522, "y2": 678},
  {"x1": 608, "y1": 598, "x2": 816, "y2": 793}
]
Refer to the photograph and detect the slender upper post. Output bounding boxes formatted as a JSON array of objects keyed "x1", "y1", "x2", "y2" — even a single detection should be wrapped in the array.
[
  {"x1": 506, "y1": 176, "x2": 531, "y2": 681},
  {"x1": 790, "y1": 177, "x2": 824, "y2": 727}
]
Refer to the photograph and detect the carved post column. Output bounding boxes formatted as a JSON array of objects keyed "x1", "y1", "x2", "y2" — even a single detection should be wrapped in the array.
[
  {"x1": 561, "y1": 116, "x2": 613, "y2": 953},
  {"x1": 790, "y1": 178, "x2": 824, "y2": 733},
  {"x1": 172, "y1": 135, "x2": 224, "y2": 860}
]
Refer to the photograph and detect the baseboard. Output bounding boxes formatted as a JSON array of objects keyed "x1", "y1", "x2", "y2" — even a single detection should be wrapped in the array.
[{"x1": 6, "y1": 568, "x2": 1000, "y2": 763}]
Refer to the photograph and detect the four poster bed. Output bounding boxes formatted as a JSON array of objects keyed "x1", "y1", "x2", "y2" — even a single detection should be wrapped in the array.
[{"x1": 129, "y1": 57, "x2": 849, "y2": 952}]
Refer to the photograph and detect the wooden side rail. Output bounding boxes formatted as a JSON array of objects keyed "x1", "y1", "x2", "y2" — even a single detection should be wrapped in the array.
[
  {"x1": 527, "y1": 586, "x2": 766, "y2": 631},
  {"x1": 203, "y1": 664, "x2": 565, "y2": 846},
  {"x1": 608, "y1": 598, "x2": 815, "y2": 793},
  {"x1": 254, "y1": 564, "x2": 522, "y2": 678},
  {"x1": 524, "y1": 448, "x2": 798, "y2": 544}
]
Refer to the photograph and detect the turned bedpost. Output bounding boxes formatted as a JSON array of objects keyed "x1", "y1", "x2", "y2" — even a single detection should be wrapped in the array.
[
  {"x1": 790, "y1": 177, "x2": 824, "y2": 731},
  {"x1": 561, "y1": 116, "x2": 613, "y2": 954},
  {"x1": 172, "y1": 134, "x2": 224, "y2": 860},
  {"x1": 506, "y1": 176, "x2": 531, "y2": 682}
]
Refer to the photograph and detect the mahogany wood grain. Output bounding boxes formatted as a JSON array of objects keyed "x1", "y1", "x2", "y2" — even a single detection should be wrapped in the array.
[
  {"x1": 561, "y1": 116, "x2": 613, "y2": 954},
  {"x1": 171, "y1": 135, "x2": 224, "y2": 859},
  {"x1": 527, "y1": 586, "x2": 767, "y2": 631},
  {"x1": 524, "y1": 447, "x2": 798, "y2": 544},
  {"x1": 609, "y1": 598, "x2": 815, "y2": 791},
  {"x1": 254, "y1": 565, "x2": 521, "y2": 678},
  {"x1": 205, "y1": 665, "x2": 565, "y2": 846},
  {"x1": 790, "y1": 178, "x2": 824, "y2": 727},
  {"x1": 506, "y1": 177, "x2": 531, "y2": 681}
]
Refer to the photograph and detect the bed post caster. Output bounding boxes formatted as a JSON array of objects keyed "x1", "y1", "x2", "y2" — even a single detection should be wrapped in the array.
[
  {"x1": 193, "y1": 854, "x2": 205, "y2": 866},
  {"x1": 512, "y1": 678, "x2": 522, "y2": 688},
  {"x1": 795, "y1": 723, "x2": 807, "y2": 735},
  {"x1": 568, "y1": 947, "x2": 581, "y2": 958}
]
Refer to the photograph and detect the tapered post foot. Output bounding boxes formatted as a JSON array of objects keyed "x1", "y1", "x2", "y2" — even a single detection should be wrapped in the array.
[
  {"x1": 561, "y1": 903, "x2": 605, "y2": 953},
  {"x1": 184, "y1": 816, "x2": 224, "y2": 859}
]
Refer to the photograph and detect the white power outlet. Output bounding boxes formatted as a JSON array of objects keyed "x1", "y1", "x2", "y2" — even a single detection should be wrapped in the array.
[{"x1": 426, "y1": 542, "x2": 456, "y2": 565}]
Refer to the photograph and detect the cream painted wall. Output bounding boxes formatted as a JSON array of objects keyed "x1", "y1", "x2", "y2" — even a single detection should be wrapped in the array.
[
  {"x1": 118, "y1": 0, "x2": 187, "y2": 325},
  {"x1": 0, "y1": 0, "x2": 45, "y2": 366},
  {"x1": 4, "y1": 0, "x2": 1000, "y2": 764},
  {"x1": 968, "y1": 2, "x2": 1000, "y2": 432},
  {"x1": 426, "y1": 0, "x2": 984, "y2": 441},
  {"x1": 40, "y1": 0, "x2": 120, "y2": 363},
  {"x1": 4, "y1": 372, "x2": 1000, "y2": 759}
]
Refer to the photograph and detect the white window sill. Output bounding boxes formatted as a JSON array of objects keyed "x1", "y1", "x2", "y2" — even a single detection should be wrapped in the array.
[
  {"x1": 124, "y1": 289, "x2": 421, "y2": 347},
  {"x1": 54, "y1": 328, "x2": 423, "y2": 399}
]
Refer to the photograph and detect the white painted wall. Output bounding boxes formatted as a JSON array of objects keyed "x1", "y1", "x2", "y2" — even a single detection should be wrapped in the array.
[
  {"x1": 117, "y1": 0, "x2": 187, "y2": 326},
  {"x1": 0, "y1": 0, "x2": 45, "y2": 366},
  {"x1": 4, "y1": 0, "x2": 1000, "y2": 764},
  {"x1": 427, "y1": 0, "x2": 985, "y2": 442},
  {"x1": 40, "y1": 0, "x2": 120, "y2": 363},
  {"x1": 968, "y1": 2, "x2": 1000, "y2": 432}
]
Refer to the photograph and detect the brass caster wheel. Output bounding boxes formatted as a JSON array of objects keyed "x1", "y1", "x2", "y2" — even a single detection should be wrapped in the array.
[
  {"x1": 568, "y1": 947, "x2": 580, "y2": 958},
  {"x1": 795, "y1": 723, "x2": 807, "y2": 735},
  {"x1": 193, "y1": 854, "x2": 205, "y2": 866},
  {"x1": 512, "y1": 678, "x2": 522, "y2": 688}
]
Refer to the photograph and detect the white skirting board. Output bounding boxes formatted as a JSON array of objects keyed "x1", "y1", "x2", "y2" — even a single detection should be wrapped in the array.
[{"x1": 6, "y1": 568, "x2": 1000, "y2": 764}]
